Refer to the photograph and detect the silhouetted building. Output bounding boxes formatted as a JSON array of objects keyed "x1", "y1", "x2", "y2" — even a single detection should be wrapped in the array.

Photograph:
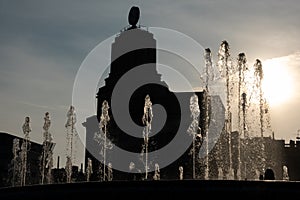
[
  {"x1": 83, "y1": 7, "x2": 224, "y2": 180},
  {"x1": 82, "y1": 6, "x2": 300, "y2": 182},
  {"x1": 0, "y1": 132, "x2": 43, "y2": 187},
  {"x1": 283, "y1": 139, "x2": 300, "y2": 181},
  {"x1": 52, "y1": 157, "x2": 84, "y2": 183},
  {"x1": 52, "y1": 168, "x2": 66, "y2": 183},
  {"x1": 264, "y1": 137, "x2": 285, "y2": 180}
]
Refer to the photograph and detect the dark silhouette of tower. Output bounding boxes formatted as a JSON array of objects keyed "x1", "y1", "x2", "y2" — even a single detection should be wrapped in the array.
[{"x1": 85, "y1": 6, "x2": 216, "y2": 180}]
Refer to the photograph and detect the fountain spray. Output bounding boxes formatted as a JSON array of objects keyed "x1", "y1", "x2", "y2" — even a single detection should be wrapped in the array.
[
  {"x1": 254, "y1": 59, "x2": 264, "y2": 138},
  {"x1": 65, "y1": 105, "x2": 77, "y2": 183},
  {"x1": 94, "y1": 100, "x2": 113, "y2": 181},
  {"x1": 86, "y1": 158, "x2": 93, "y2": 182},
  {"x1": 203, "y1": 48, "x2": 212, "y2": 180},
  {"x1": 20, "y1": 116, "x2": 31, "y2": 186},
  {"x1": 11, "y1": 138, "x2": 20, "y2": 186},
  {"x1": 254, "y1": 59, "x2": 266, "y2": 175},
  {"x1": 107, "y1": 162, "x2": 113, "y2": 181},
  {"x1": 100, "y1": 100, "x2": 110, "y2": 181},
  {"x1": 241, "y1": 93, "x2": 248, "y2": 138},
  {"x1": 41, "y1": 112, "x2": 54, "y2": 184},
  {"x1": 263, "y1": 99, "x2": 273, "y2": 136},
  {"x1": 218, "y1": 40, "x2": 234, "y2": 179},
  {"x1": 187, "y1": 94, "x2": 201, "y2": 179},
  {"x1": 65, "y1": 156, "x2": 72, "y2": 183},
  {"x1": 179, "y1": 166, "x2": 183, "y2": 180},
  {"x1": 142, "y1": 94, "x2": 153, "y2": 180},
  {"x1": 241, "y1": 92, "x2": 249, "y2": 179},
  {"x1": 237, "y1": 53, "x2": 247, "y2": 180},
  {"x1": 153, "y1": 163, "x2": 160, "y2": 180}
]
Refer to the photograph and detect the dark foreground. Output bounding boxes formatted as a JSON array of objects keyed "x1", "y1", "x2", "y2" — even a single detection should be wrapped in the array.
[{"x1": 1, "y1": 180, "x2": 299, "y2": 199}]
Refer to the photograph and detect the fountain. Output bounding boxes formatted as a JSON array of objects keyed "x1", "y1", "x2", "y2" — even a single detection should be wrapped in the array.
[
  {"x1": 86, "y1": 158, "x2": 93, "y2": 182},
  {"x1": 3, "y1": 5, "x2": 300, "y2": 198},
  {"x1": 218, "y1": 167, "x2": 224, "y2": 180},
  {"x1": 20, "y1": 116, "x2": 31, "y2": 186},
  {"x1": 204, "y1": 48, "x2": 214, "y2": 83},
  {"x1": 4, "y1": 39, "x2": 278, "y2": 187},
  {"x1": 11, "y1": 138, "x2": 20, "y2": 186},
  {"x1": 217, "y1": 40, "x2": 234, "y2": 180},
  {"x1": 241, "y1": 92, "x2": 248, "y2": 138},
  {"x1": 57, "y1": 39, "x2": 273, "y2": 182},
  {"x1": 241, "y1": 92, "x2": 249, "y2": 179},
  {"x1": 283, "y1": 166, "x2": 289, "y2": 181},
  {"x1": 141, "y1": 94, "x2": 153, "y2": 180},
  {"x1": 187, "y1": 94, "x2": 202, "y2": 179},
  {"x1": 254, "y1": 59, "x2": 264, "y2": 138},
  {"x1": 107, "y1": 162, "x2": 113, "y2": 181},
  {"x1": 65, "y1": 105, "x2": 77, "y2": 183},
  {"x1": 263, "y1": 100, "x2": 272, "y2": 136},
  {"x1": 237, "y1": 52, "x2": 247, "y2": 180},
  {"x1": 203, "y1": 48, "x2": 212, "y2": 180},
  {"x1": 179, "y1": 166, "x2": 183, "y2": 180},
  {"x1": 254, "y1": 59, "x2": 266, "y2": 175},
  {"x1": 65, "y1": 156, "x2": 72, "y2": 183},
  {"x1": 235, "y1": 58, "x2": 269, "y2": 180},
  {"x1": 100, "y1": 100, "x2": 109, "y2": 181},
  {"x1": 153, "y1": 163, "x2": 160, "y2": 180},
  {"x1": 40, "y1": 112, "x2": 54, "y2": 184},
  {"x1": 129, "y1": 162, "x2": 141, "y2": 181},
  {"x1": 102, "y1": 101, "x2": 110, "y2": 181},
  {"x1": 94, "y1": 100, "x2": 113, "y2": 181}
]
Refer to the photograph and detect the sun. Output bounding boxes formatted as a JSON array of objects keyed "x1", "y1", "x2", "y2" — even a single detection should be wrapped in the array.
[{"x1": 262, "y1": 58, "x2": 293, "y2": 107}]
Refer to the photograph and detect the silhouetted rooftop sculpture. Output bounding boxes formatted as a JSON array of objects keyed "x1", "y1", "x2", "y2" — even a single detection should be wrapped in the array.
[{"x1": 128, "y1": 6, "x2": 140, "y2": 29}]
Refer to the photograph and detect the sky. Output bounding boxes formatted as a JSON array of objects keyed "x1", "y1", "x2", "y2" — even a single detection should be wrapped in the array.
[{"x1": 1, "y1": 0, "x2": 300, "y2": 168}]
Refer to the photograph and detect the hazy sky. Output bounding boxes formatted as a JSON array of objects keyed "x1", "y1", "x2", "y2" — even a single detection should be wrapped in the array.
[{"x1": 1, "y1": 0, "x2": 300, "y2": 167}]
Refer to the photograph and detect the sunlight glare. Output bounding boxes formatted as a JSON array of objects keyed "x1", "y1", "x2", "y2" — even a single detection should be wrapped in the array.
[{"x1": 262, "y1": 58, "x2": 293, "y2": 107}]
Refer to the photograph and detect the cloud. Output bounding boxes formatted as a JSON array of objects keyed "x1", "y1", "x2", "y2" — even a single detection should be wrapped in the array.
[{"x1": 142, "y1": 0, "x2": 300, "y2": 62}]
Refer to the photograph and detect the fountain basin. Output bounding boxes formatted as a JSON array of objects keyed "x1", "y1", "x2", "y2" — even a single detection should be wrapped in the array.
[{"x1": 1, "y1": 180, "x2": 299, "y2": 199}]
